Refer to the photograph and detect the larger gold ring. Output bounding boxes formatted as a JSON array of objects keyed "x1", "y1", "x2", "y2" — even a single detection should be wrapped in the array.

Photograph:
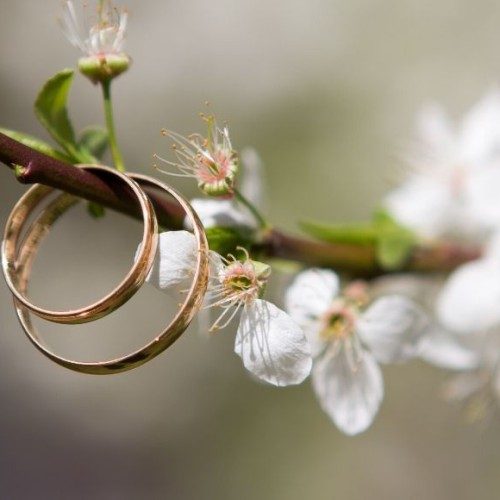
[
  {"x1": 12, "y1": 173, "x2": 209, "y2": 374},
  {"x1": 2, "y1": 165, "x2": 158, "y2": 324}
]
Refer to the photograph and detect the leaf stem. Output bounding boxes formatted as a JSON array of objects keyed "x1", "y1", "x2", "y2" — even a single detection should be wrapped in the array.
[
  {"x1": 234, "y1": 188, "x2": 270, "y2": 230},
  {"x1": 101, "y1": 80, "x2": 125, "y2": 172}
]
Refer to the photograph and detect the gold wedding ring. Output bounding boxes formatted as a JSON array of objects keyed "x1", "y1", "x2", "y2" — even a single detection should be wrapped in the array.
[
  {"x1": 9, "y1": 172, "x2": 209, "y2": 374},
  {"x1": 2, "y1": 165, "x2": 158, "y2": 324}
]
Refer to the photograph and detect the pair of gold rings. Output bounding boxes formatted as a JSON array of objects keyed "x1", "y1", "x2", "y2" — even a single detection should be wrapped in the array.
[{"x1": 1, "y1": 165, "x2": 209, "y2": 374}]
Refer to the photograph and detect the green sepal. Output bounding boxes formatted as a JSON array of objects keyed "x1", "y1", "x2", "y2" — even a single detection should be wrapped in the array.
[
  {"x1": 0, "y1": 128, "x2": 72, "y2": 163},
  {"x1": 205, "y1": 226, "x2": 254, "y2": 256},
  {"x1": 35, "y1": 69, "x2": 83, "y2": 161},
  {"x1": 78, "y1": 127, "x2": 109, "y2": 161},
  {"x1": 252, "y1": 260, "x2": 271, "y2": 279}
]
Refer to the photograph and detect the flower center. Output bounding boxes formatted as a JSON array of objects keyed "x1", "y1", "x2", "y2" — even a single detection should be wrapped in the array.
[
  {"x1": 320, "y1": 301, "x2": 357, "y2": 341},
  {"x1": 220, "y1": 261, "x2": 263, "y2": 305},
  {"x1": 196, "y1": 149, "x2": 236, "y2": 183}
]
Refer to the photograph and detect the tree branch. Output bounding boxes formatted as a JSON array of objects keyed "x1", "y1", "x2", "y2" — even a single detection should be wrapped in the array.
[{"x1": 0, "y1": 132, "x2": 482, "y2": 277}]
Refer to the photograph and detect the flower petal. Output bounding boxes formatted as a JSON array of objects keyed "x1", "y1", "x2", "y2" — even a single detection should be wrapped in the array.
[
  {"x1": 465, "y1": 167, "x2": 500, "y2": 231},
  {"x1": 418, "y1": 326, "x2": 480, "y2": 370},
  {"x1": 484, "y1": 231, "x2": 500, "y2": 261},
  {"x1": 357, "y1": 295, "x2": 428, "y2": 364},
  {"x1": 234, "y1": 299, "x2": 312, "y2": 387},
  {"x1": 384, "y1": 177, "x2": 454, "y2": 238},
  {"x1": 185, "y1": 198, "x2": 252, "y2": 229},
  {"x1": 137, "y1": 230, "x2": 197, "y2": 290},
  {"x1": 436, "y1": 259, "x2": 500, "y2": 334},
  {"x1": 415, "y1": 102, "x2": 455, "y2": 157},
  {"x1": 460, "y1": 90, "x2": 500, "y2": 165},
  {"x1": 285, "y1": 268, "x2": 339, "y2": 324},
  {"x1": 312, "y1": 344, "x2": 383, "y2": 435}
]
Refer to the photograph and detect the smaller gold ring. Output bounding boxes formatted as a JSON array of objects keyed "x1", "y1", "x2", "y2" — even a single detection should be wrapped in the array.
[
  {"x1": 12, "y1": 173, "x2": 209, "y2": 374},
  {"x1": 2, "y1": 165, "x2": 158, "y2": 324}
]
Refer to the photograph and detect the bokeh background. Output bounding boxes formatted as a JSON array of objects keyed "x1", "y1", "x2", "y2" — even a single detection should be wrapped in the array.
[{"x1": 1, "y1": 0, "x2": 500, "y2": 498}]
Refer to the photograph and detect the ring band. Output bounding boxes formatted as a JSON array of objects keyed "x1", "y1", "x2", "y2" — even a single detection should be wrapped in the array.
[
  {"x1": 12, "y1": 173, "x2": 209, "y2": 374},
  {"x1": 2, "y1": 165, "x2": 158, "y2": 324}
]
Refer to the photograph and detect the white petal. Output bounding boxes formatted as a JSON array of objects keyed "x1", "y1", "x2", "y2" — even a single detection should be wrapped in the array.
[
  {"x1": 285, "y1": 268, "x2": 339, "y2": 325},
  {"x1": 465, "y1": 167, "x2": 500, "y2": 231},
  {"x1": 240, "y1": 147, "x2": 266, "y2": 208},
  {"x1": 485, "y1": 231, "x2": 500, "y2": 261},
  {"x1": 437, "y1": 260, "x2": 500, "y2": 334},
  {"x1": 460, "y1": 90, "x2": 500, "y2": 165},
  {"x1": 384, "y1": 177, "x2": 454, "y2": 238},
  {"x1": 299, "y1": 320, "x2": 327, "y2": 358},
  {"x1": 184, "y1": 198, "x2": 252, "y2": 229},
  {"x1": 137, "y1": 230, "x2": 197, "y2": 290},
  {"x1": 357, "y1": 295, "x2": 428, "y2": 364},
  {"x1": 418, "y1": 326, "x2": 480, "y2": 370},
  {"x1": 416, "y1": 102, "x2": 455, "y2": 156},
  {"x1": 312, "y1": 344, "x2": 383, "y2": 435},
  {"x1": 208, "y1": 250, "x2": 224, "y2": 277},
  {"x1": 234, "y1": 299, "x2": 312, "y2": 387}
]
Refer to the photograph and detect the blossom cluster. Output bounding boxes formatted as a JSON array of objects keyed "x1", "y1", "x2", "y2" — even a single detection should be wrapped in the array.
[
  {"x1": 142, "y1": 91, "x2": 500, "y2": 434},
  {"x1": 61, "y1": 1, "x2": 500, "y2": 434},
  {"x1": 384, "y1": 93, "x2": 500, "y2": 423}
]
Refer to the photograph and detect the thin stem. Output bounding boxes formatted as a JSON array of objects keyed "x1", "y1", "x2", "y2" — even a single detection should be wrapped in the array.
[
  {"x1": 101, "y1": 80, "x2": 125, "y2": 172},
  {"x1": 234, "y1": 188, "x2": 270, "y2": 230}
]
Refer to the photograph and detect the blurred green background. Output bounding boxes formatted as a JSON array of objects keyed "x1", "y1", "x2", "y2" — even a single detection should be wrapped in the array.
[{"x1": 1, "y1": 0, "x2": 500, "y2": 498}]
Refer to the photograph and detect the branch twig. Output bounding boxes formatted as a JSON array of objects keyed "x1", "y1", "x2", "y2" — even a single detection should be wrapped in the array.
[{"x1": 0, "y1": 132, "x2": 481, "y2": 277}]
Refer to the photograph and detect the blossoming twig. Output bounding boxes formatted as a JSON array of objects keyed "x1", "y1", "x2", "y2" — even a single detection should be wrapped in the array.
[{"x1": 0, "y1": 132, "x2": 482, "y2": 277}]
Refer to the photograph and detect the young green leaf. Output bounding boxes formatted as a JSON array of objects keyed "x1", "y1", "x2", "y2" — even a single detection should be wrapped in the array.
[
  {"x1": 0, "y1": 128, "x2": 72, "y2": 163},
  {"x1": 300, "y1": 220, "x2": 378, "y2": 245},
  {"x1": 300, "y1": 212, "x2": 417, "y2": 271},
  {"x1": 79, "y1": 127, "x2": 109, "y2": 160},
  {"x1": 205, "y1": 226, "x2": 254, "y2": 256},
  {"x1": 35, "y1": 69, "x2": 82, "y2": 160},
  {"x1": 376, "y1": 228, "x2": 415, "y2": 270}
]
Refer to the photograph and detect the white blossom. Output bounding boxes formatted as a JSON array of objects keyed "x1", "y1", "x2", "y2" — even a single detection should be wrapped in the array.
[
  {"x1": 185, "y1": 147, "x2": 265, "y2": 230},
  {"x1": 418, "y1": 325, "x2": 480, "y2": 371},
  {"x1": 138, "y1": 231, "x2": 312, "y2": 387},
  {"x1": 416, "y1": 233, "x2": 500, "y2": 412},
  {"x1": 384, "y1": 91, "x2": 500, "y2": 239},
  {"x1": 369, "y1": 274, "x2": 480, "y2": 371},
  {"x1": 60, "y1": 1, "x2": 128, "y2": 58},
  {"x1": 437, "y1": 232, "x2": 500, "y2": 335},
  {"x1": 285, "y1": 269, "x2": 427, "y2": 435},
  {"x1": 156, "y1": 115, "x2": 238, "y2": 197},
  {"x1": 442, "y1": 331, "x2": 500, "y2": 420}
]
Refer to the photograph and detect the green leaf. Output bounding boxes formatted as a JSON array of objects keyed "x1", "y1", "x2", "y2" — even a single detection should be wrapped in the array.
[
  {"x1": 373, "y1": 209, "x2": 417, "y2": 270},
  {"x1": 0, "y1": 128, "x2": 72, "y2": 163},
  {"x1": 78, "y1": 127, "x2": 109, "y2": 161},
  {"x1": 376, "y1": 229, "x2": 415, "y2": 270},
  {"x1": 300, "y1": 211, "x2": 417, "y2": 271},
  {"x1": 205, "y1": 226, "x2": 253, "y2": 256},
  {"x1": 35, "y1": 69, "x2": 82, "y2": 160},
  {"x1": 300, "y1": 220, "x2": 377, "y2": 245},
  {"x1": 87, "y1": 202, "x2": 106, "y2": 219}
]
